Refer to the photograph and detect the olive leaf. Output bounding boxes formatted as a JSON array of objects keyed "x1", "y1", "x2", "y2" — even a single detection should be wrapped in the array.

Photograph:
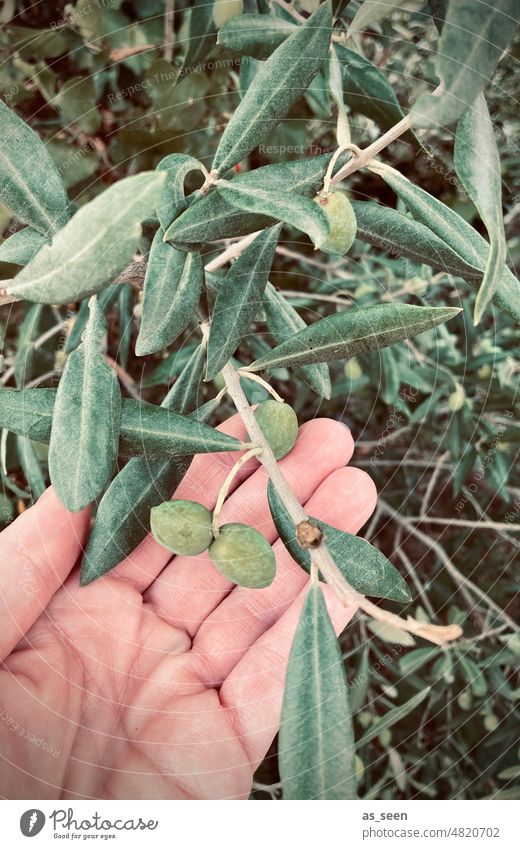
[
  {"x1": 0, "y1": 227, "x2": 48, "y2": 267},
  {"x1": 217, "y1": 182, "x2": 329, "y2": 248},
  {"x1": 348, "y1": 0, "x2": 410, "y2": 33},
  {"x1": 263, "y1": 283, "x2": 331, "y2": 398},
  {"x1": 368, "y1": 167, "x2": 520, "y2": 323},
  {"x1": 80, "y1": 384, "x2": 217, "y2": 586},
  {"x1": 0, "y1": 100, "x2": 69, "y2": 236},
  {"x1": 167, "y1": 150, "x2": 349, "y2": 246},
  {"x1": 334, "y1": 44, "x2": 413, "y2": 139},
  {"x1": 352, "y1": 200, "x2": 483, "y2": 282},
  {"x1": 206, "y1": 224, "x2": 282, "y2": 380},
  {"x1": 411, "y1": 0, "x2": 519, "y2": 128},
  {"x1": 156, "y1": 153, "x2": 207, "y2": 231},
  {"x1": 212, "y1": 1, "x2": 332, "y2": 175},
  {"x1": 249, "y1": 303, "x2": 461, "y2": 372},
  {"x1": 268, "y1": 481, "x2": 411, "y2": 602},
  {"x1": 217, "y1": 14, "x2": 297, "y2": 59},
  {"x1": 180, "y1": 0, "x2": 218, "y2": 72},
  {"x1": 135, "y1": 232, "x2": 203, "y2": 356},
  {"x1": 0, "y1": 388, "x2": 242, "y2": 457},
  {"x1": 279, "y1": 584, "x2": 357, "y2": 800},
  {"x1": 8, "y1": 171, "x2": 166, "y2": 304},
  {"x1": 16, "y1": 434, "x2": 46, "y2": 500},
  {"x1": 162, "y1": 342, "x2": 207, "y2": 414},
  {"x1": 355, "y1": 687, "x2": 431, "y2": 748},
  {"x1": 48, "y1": 297, "x2": 122, "y2": 512},
  {"x1": 454, "y1": 94, "x2": 507, "y2": 325},
  {"x1": 14, "y1": 303, "x2": 44, "y2": 388}
]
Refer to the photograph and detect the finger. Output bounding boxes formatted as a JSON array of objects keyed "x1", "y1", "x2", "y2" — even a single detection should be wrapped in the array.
[
  {"x1": 220, "y1": 581, "x2": 357, "y2": 768},
  {"x1": 0, "y1": 487, "x2": 90, "y2": 661},
  {"x1": 192, "y1": 467, "x2": 376, "y2": 684},
  {"x1": 144, "y1": 420, "x2": 354, "y2": 635},
  {"x1": 104, "y1": 412, "x2": 259, "y2": 591}
]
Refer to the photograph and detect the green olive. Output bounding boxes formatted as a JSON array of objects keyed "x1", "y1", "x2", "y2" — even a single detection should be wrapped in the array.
[
  {"x1": 150, "y1": 499, "x2": 213, "y2": 556},
  {"x1": 209, "y1": 523, "x2": 276, "y2": 588},
  {"x1": 254, "y1": 400, "x2": 298, "y2": 460},
  {"x1": 213, "y1": 0, "x2": 244, "y2": 28},
  {"x1": 313, "y1": 191, "x2": 357, "y2": 255}
]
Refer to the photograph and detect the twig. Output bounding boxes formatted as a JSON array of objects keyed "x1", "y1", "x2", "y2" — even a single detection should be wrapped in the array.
[
  {"x1": 204, "y1": 231, "x2": 261, "y2": 272},
  {"x1": 105, "y1": 355, "x2": 141, "y2": 401},
  {"x1": 163, "y1": 0, "x2": 175, "y2": 63},
  {"x1": 420, "y1": 450, "x2": 449, "y2": 517},
  {"x1": 403, "y1": 515, "x2": 520, "y2": 532},
  {"x1": 219, "y1": 360, "x2": 462, "y2": 645},
  {"x1": 394, "y1": 527, "x2": 437, "y2": 620},
  {"x1": 236, "y1": 370, "x2": 285, "y2": 402}
]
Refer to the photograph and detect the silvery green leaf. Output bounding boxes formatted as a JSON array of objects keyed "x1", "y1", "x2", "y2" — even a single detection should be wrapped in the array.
[
  {"x1": 119, "y1": 399, "x2": 242, "y2": 457},
  {"x1": 167, "y1": 150, "x2": 349, "y2": 246},
  {"x1": 0, "y1": 389, "x2": 242, "y2": 457},
  {"x1": 268, "y1": 480, "x2": 411, "y2": 602},
  {"x1": 14, "y1": 303, "x2": 44, "y2": 388},
  {"x1": 218, "y1": 181, "x2": 329, "y2": 247},
  {"x1": 48, "y1": 297, "x2": 122, "y2": 512},
  {"x1": 454, "y1": 94, "x2": 507, "y2": 325},
  {"x1": 249, "y1": 303, "x2": 461, "y2": 371},
  {"x1": 206, "y1": 224, "x2": 281, "y2": 379},
  {"x1": 411, "y1": 0, "x2": 519, "y2": 128},
  {"x1": 0, "y1": 227, "x2": 47, "y2": 266},
  {"x1": 212, "y1": 1, "x2": 332, "y2": 174},
  {"x1": 348, "y1": 0, "x2": 410, "y2": 33},
  {"x1": 136, "y1": 231, "x2": 203, "y2": 356},
  {"x1": 181, "y1": 1, "x2": 218, "y2": 72},
  {"x1": 356, "y1": 687, "x2": 431, "y2": 748},
  {"x1": 8, "y1": 171, "x2": 166, "y2": 304},
  {"x1": 16, "y1": 434, "x2": 46, "y2": 500},
  {"x1": 217, "y1": 14, "x2": 296, "y2": 59},
  {"x1": 335, "y1": 44, "x2": 411, "y2": 137},
  {"x1": 162, "y1": 342, "x2": 207, "y2": 414},
  {"x1": 80, "y1": 394, "x2": 217, "y2": 586},
  {"x1": 369, "y1": 166, "x2": 520, "y2": 323},
  {"x1": 0, "y1": 100, "x2": 69, "y2": 235},
  {"x1": 263, "y1": 283, "x2": 331, "y2": 398},
  {"x1": 352, "y1": 200, "x2": 482, "y2": 282},
  {"x1": 156, "y1": 153, "x2": 207, "y2": 230},
  {"x1": 279, "y1": 584, "x2": 357, "y2": 800}
]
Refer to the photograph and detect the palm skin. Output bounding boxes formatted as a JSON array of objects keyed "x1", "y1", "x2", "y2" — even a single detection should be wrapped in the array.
[{"x1": 0, "y1": 415, "x2": 376, "y2": 800}]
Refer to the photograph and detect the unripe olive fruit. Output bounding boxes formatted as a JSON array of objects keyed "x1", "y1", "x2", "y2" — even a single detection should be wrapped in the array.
[
  {"x1": 447, "y1": 386, "x2": 465, "y2": 411},
  {"x1": 209, "y1": 523, "x2": 276, "y2": 588},
  {"x1": 213, "y1": 0, "x2": 244, "y2": 28},
  {"x1": 254, "y1": 400, "x2": 298, "y2": 460},
  {"x1": 313, "y1": 191, "x2": 357, "y2": 255},
  {"x1": 150, "y1": 499, "x2": 213, "y2": 556}
]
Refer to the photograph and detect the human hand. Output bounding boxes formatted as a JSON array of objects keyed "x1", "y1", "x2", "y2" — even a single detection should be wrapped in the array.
[{"x1": 0, "y1": 414, "x2": 376, "y2": 799}]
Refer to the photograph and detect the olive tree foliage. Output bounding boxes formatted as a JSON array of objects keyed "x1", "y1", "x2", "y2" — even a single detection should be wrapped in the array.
[{"x1": 0, "y1": 0, "x2": 518, "y2": 800}]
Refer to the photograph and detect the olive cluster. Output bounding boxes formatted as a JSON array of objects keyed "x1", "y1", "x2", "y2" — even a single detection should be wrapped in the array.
[{"x1": 150, "y1": 401, "x2": 298, "y2": 589}]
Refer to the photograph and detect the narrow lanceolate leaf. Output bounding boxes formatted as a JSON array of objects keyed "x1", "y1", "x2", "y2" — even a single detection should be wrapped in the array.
[
  {"x1": 352, "y1": 201, "x2": 483, "y2": 281},
  {"x1": 180, "y1": 1, "x2": 218, "y2": 72},
  {"x1": 334, "y1": 45, "x2": 411, "y2": 137},
  {"x1": 162, "y1": 342, "x2": 207, "y2": 414},
  {"x1": 217, "y1": 14, "x2": 297, "y2": 59},
  {"x1": 454, "y1": 94, "x2": 507, "y2": 325},
  {"x1": 8, "y1": 172, "x2": 166, "y2": 304},
  {"x1": 218, "y1": 182, "x2": 329, "y2": 249},
  {"x1": 119, "y1": 399, "x2": 242, "y2": 457},
  {"x1": 279, "y1": 584, "x2": 357, "y2": 800},
  {"x1": 0, "y1": 227, "x2": 47, "y2": 267},
  {"x1": 411, "y1": 0, "x2": 519, "y2": 128},
  {"x1": 16, "y1": 434, "x2": 46, "y2": 499},
  {"x1": 206, "y1": 224, "x2": 281, "y2": 379},
  {"x1": 249, "y1": 303, "x2": 461, "y2": 372},
  {"x1": 348, "y1": 0, "x2": 410, "y2": 33},
  {"x1": 156, "y1": 154, "x2": 207, "y2": 231},
  {"x1": 167, "y1": 150, "x2": 350, "y2": 246},
  {"x1": 80, "y1": 398, "x2": 216, "y2": 586},
  {"x1": 212, "y1": 1, "x2": 332, "y2": 174},
  {"x1": 356, "y1": 687, "x2": 431, "y2": 748},
  {"x1": 0, "y1": 100, "x2": 69, "y2": 235},
  {"x1": 268, "y1": 481, "x2": 410, "y2": 602},
  {"x1": 369, "y1": 167, "x2": 520, "y2": 323},
  {"x1": 263, "y1": 283, "x2": 331, "y2": 398},
  {"x1": 49, "y1": 297, "x2": 122, "y2": 512},
  {"x1": 136, "y1": 232, "x2": 203, "y2": 356},
  {"x1": 0, "y1": 389, "x2": 242, "y2": 457},
  {"x1": 15, "y1": 303, "x2": 44, "y2": 388}
]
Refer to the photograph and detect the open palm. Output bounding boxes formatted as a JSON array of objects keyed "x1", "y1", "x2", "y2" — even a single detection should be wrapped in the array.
[{"x1": 0, "y1": 414, "x2": 376, "y2": 800}]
